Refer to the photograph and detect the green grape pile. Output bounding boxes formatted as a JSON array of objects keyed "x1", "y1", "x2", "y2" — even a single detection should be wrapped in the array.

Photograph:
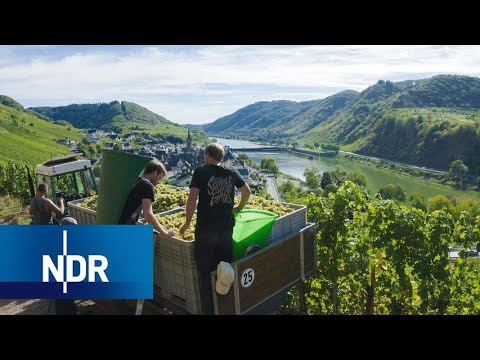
[
  {"x1": 235, "y1": 195, "x2": 293, "y2": 216},
  {"x1": 73, "y1": 185, "x2": 188, "y2": 213},
  {"x1": 152, "y1": 184, "x2": 189, "y2": 213},
  {"x1": 154, "y1": 211, "x2": 196, "y2": 241},
  {"x1": 77, "y1": 196, "x2": 98, "y2": 210}
]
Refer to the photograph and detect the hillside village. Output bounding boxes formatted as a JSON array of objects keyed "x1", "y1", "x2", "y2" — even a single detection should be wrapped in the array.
[{"x1": 57, "y1": 128, "x2": 264, "y2": 193}]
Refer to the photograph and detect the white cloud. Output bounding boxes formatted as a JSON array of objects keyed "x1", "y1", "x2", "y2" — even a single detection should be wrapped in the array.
[{"x1": 1, "y1": 45, "x2": 479, "y2": 124}]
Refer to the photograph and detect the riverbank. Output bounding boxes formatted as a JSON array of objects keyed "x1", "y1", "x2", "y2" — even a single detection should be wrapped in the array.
[{"x1": 216, "y1": 137, "x2": 480, "y2": 204}]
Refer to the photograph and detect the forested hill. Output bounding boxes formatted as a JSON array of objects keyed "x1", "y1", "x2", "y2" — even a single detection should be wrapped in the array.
[
  {"x1": 30, "y1": 101, "x2": 172, "y2": 132},
  {"x1": 0, "y1": 96, "x2": 83, "y2": 165},
  {"x1": 202, "y1": 90, "x2": 359, "y2": 138},
  {"x1": 299, "y1": 75, "x2": 480, "y2": 174},
  {"x1": 203, "y1": 74, "x2": 480, "y2": 175},
  {"x1": 30, "y1": 100, "x2": 210, "y2": 144}
]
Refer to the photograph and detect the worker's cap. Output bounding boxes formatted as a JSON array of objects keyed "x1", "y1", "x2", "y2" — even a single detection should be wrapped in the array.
[
  {"x1": 60, "y1": 217, "x2": 78, "y2": 225},
  {"x1": 216, "y1": 261, "x2": 234, "y2": 295}
]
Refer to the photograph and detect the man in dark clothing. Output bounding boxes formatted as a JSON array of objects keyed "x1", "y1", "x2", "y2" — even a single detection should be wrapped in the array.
[
  {"x1": 180, "y1": 143, "x2": 251, "y2": 315},
  {"x1": 29, "y1": 183, "x2": 64, "y2": 225},
  {"x1": 118, "y1": 159, "x2": 174, "y2": 235},
  {"x1": 114, "y1": 159, "x2": 174, "y2": 315}
]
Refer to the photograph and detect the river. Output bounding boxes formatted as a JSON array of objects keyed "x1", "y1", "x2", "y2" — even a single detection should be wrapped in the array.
[{"x1": 213, "y1": 137, "x2": 480, "y2": 203}]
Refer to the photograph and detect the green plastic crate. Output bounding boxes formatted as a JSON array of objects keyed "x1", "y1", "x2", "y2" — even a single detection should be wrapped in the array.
[{"x1": 232, "y1": 209, "x2": 278, "y2": 260}]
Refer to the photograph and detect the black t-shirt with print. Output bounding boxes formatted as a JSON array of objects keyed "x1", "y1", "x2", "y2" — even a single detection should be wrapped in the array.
[
  {"x1": 118, "y1": 177, "x2": 155, "y2": 225},
  {"x1": 190, "y1": 164, "x2": 245, "y2": 232}
]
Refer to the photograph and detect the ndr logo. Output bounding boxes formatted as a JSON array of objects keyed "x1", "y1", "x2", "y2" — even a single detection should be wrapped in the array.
[{"x1": 42, "y1": 230, "x2": 109, "y2": 293}]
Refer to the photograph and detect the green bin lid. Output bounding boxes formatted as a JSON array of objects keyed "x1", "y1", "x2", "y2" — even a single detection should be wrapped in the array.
[
  {"x1": 234, "y1": 209, "x2": 278, "y2": 224},
  {"x1": 232, "y1": 209, "x2": 278, "y2": 260}
]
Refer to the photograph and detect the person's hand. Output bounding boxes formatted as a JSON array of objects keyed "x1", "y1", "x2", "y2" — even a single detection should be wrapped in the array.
[
  {"x1": 233, "y1": 206, "x2": 243, "y2": 213},
  {"x1": 166, "y1": 229, "x2": 174, "y2": 237},
  {"x1": 179, "y1": 223, "x2": 190, "y2": 236}
]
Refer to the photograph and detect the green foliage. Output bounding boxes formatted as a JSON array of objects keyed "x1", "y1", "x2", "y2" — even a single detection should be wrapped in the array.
[
  {"x1": 320, "y1": 171, "x2": 333, "y2": 189},
  {"x1": 0, "y1": 161, "x2": 32, "y2": 205},
  {"x1": 304, "y1": 166, "x2": 320, "y2": 190},
  {"x1": 260, "y1": 157, "x2": 279, "y2": 174},
  {"x1": 451, "y1": 200, "x2": 480, "y2": 222},
  {"x1": 289, "y1": 181, "x2": 480, "y2": 315},
  {"x1": 323, "y1": 183, "x2": 338, "y2": 196},
  {"x1": 410, "y1": 192, "x2": 427, "y2": 212},
  {"x1": 278, "y1": 180, "x2": 308, "y2": 204},
  {"x1": 238, "y1": 153, "x2": 250, "y2": 161},
  {"x1": 378, "y1": 183, "x2": 406, "y2": 203},
  {"x1": 322, "y1": 143, "x2": 340, "y2": 153},
  {"x1": 428, "y1": 194, "x2": 455, "y2": 213},
  {"x1": 346, "y1": 171, "x2": 366, "y2": 187},
  {"x1": 449, "y1": 159, "x2": 469, "y2": 183}
]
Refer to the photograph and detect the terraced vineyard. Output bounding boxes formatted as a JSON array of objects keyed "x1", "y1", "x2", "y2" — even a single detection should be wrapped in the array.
[{"x1": 0, "y1": 103, "x2": 83, "y2": 165}]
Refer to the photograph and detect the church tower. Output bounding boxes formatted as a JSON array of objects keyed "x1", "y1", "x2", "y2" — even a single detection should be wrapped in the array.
[{"x1": 186, "y1": 129, "x2": 192, "y2": 152}]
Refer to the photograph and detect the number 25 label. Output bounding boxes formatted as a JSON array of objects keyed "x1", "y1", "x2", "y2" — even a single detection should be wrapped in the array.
[{"x1": 241, "y1": 268, "x2": 255, "y2": 288}]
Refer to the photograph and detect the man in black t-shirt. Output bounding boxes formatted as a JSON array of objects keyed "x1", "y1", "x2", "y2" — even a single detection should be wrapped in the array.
[
  {"x1": 180, "y1": 143, "x2": 251, "y2": 315},
  {"x1": 115, "y1": 159, "x2": 174, "y2": 315},
  {"x1": 118, "y1": 159, "x2": 174, "y2": 236}
]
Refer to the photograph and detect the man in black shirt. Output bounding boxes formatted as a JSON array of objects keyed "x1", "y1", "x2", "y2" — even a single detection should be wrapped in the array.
[
  {"x1": 180, "y1": 143, "x2": 251, "y2": 315},
  {"x1": 118, "y1": 159, "x2": 174, "y2": 236},
  {"x1": 115, "y1": 159, "x2": 174, "y2": 314}
]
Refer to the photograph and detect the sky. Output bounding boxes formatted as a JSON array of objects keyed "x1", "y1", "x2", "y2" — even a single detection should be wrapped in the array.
[{"x1": 1, "y1": 45, "x2": 479, "y2": 125}]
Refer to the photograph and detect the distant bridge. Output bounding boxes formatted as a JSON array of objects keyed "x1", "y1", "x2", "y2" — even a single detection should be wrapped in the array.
[{"x1": 230, "y1": 147, "x2": 284, "y2": 152}]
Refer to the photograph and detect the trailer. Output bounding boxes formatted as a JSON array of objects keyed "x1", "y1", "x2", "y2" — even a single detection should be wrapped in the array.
[
  {"x1": 85, "y1": 204, "x2": 318, "y2": 315},
  {"x1": 151, "y1": 205, "x2": 317, "y2": 315},
  {"x1": 54, "y1": 150, "x2": 318, "y2": 314}
]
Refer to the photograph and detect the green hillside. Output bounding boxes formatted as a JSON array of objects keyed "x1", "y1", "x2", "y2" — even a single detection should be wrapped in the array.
[
  {"x1": 202, "y1": 74, "x2": 480, "y2": 174},
  {"x1": 203, "y1": 100, "x2": 308, "y2": 136},
  {"x1": 298, "y1": 75, "x2": 480, "y2": 174},
  {"x1": 0, "y1": 98, "x2": 83, "y2": 165},
  {"x1": 31, "y1": 101, "x2": 171, "y2": 130},
  {"x1": 202, "y1": 90, "x2": 358, "y2": 139},
  {"x1": 31, "y1": 101, "x2": 210, "y2": 144}
]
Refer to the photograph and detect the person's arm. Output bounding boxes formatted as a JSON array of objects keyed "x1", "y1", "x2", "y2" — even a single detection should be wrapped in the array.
[
  {"x1": 142, "y1": 198, "x2": 174, "y2": 237},
  {"x1": 46, "y1": 198, "x2": 64, "y2": 216},
  {"x1": 235, "y1": 183, "x2": 251, "y2": 211},
  {"x1": 180, "y1": 187, "x2": 199, "y2": 236}
]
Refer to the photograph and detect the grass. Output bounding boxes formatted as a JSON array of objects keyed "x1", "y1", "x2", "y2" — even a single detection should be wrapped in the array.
[
  {"x1": 0, "y1": 195, "x2": 31, "y2": 224},
  {"x1": 329, "y1": 157, "x2": 480, "y2": 204}
]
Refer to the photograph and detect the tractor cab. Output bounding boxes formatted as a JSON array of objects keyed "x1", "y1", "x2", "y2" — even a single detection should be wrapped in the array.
[{"x1": 35, "y1": 153, "x2": 98, "y2": 205}]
